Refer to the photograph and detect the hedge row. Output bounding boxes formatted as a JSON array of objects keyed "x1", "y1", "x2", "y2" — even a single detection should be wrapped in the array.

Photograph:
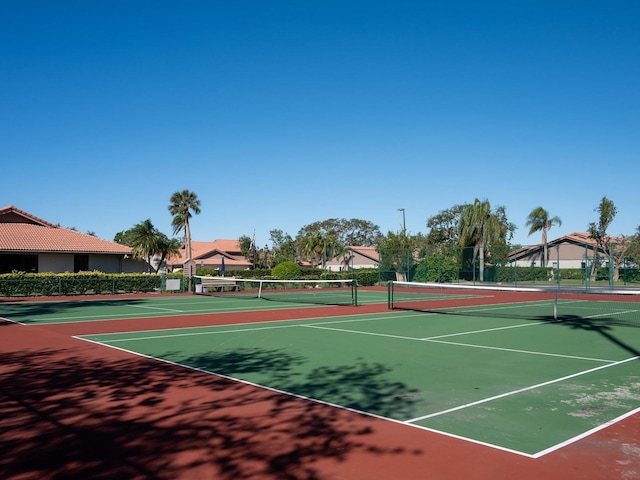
[
  {"x1": 0, "y1": 272, "x2": 184, "y2": 297},
  {"x1": 195, "y1": 267, "x2": 380, "y2": 287},
  {"x1": 412, "y1": 262, "x2": 640, "y2": 285}
]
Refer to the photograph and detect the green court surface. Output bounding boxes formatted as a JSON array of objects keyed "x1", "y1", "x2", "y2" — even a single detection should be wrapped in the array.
[
  {"x1": 79, "y1": 309, "x2": 640, "y2": 457},
  {"x1": 0, "y1": 291, "x2": 389, "y2": 324}
]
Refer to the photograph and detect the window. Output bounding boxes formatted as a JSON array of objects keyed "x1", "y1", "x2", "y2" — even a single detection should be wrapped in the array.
[
  {"x1": 74, "y1": 254, "x2": 89, "y2": 272},
  {"x1": 0, "y1": 254, "x2": 38, "y2": 273}
]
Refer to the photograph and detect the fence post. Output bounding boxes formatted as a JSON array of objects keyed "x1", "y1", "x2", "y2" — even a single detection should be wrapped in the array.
[
  {"x1": 608, "y1": 243, "x2": 614, "y2": 290},
  {"x1": 584, "y1": 244, "x2": 590, "y2": 292},
  {"x1": 556, "y1": 244, "x2": 561, "y2": 288}
]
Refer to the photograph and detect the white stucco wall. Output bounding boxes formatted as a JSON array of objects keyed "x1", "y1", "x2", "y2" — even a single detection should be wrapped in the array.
[{"x1": 36, "y1": 253, "x2": 146, "y2": 273}]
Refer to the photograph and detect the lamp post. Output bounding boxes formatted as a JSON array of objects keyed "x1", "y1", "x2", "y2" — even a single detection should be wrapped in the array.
[{"x1": 397, "y1": 208, "x2": 406, "y2": 233}]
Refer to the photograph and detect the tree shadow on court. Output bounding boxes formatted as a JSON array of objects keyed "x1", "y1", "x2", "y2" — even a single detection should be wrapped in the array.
[
  {"x1": 175, "y1": 349, "x2": 421, "y2": 420},
  {"x1": 557, "y1": 315, "x2": 640, "y2": 358},
  {"x1": 0, "y1": 339, "x2": 423, "y2": 479},
  {"x1": 166, "y1": 347, "x2": 307, "y2": 382},
  {"x1": 0, "y1": 298, "x2": 150, "y2": 324}
]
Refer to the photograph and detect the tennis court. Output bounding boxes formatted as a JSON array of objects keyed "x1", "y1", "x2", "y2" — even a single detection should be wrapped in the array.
[
  {"x1": 0, "y1": 289, "x2": 388, "y2": 325},
  {"x1": 2, "y1": 283, "x2": 640, "y2": 479},
  {"x1": 78, "y1": 303, "x2": 640, "y2": 456}
]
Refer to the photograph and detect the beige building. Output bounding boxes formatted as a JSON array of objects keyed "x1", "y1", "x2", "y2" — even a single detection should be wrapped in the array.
[
  {"x1": 324, "y1": 246, "x2": 379, "y2": 272},
  {"x1": 165, "y1": 239, "x2": 253, "y2": 273},
  {"x1": 508, "y1": 232, "x2": 608, "y2": 269},
  {"x1": 0, "y1": 205, "x2": 144, "y2": 274}
]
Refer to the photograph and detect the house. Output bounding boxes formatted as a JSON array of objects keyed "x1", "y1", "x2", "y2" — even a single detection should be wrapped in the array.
[
  {"x1": 0, "y1": 205, "x2": 145, "y2": 274},
  {"x1": 165, "y1": 239, "x2": 253, "y2": 273},
  {"x1": 324, "y1": 246, "x2": 379, "y2": 272},
  {"x1": 508, "y1": 232, "x2": 607, "y2": 269}
]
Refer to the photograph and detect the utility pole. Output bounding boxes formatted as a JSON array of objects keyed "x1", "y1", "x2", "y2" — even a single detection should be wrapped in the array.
[{"x1": 397, "y1": 208, "x2": 406, "y2": 233}]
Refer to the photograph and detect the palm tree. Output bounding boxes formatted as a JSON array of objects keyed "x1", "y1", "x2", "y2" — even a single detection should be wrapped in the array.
[
  {"x1": 458, "y1": 199, "x2": 504, "y2": 282},
  {"x1": 154, "y1": 234, "x2": 182, "y2": 273},
  {"x1": 321, "y1": 233, "x2": 342, "y2": 270},
  {"x1": 128, "y1": 219, "x2": 161, "y2": 272},
  {"x1": 168, "y1": 190, "x2": 201, "y2": 284},
  {"x1": 525, "y1": 207, "x2": 562, "y2": 267},
  {"x1": 301, "y1": 231, "x2": 326, "y2": 267}
]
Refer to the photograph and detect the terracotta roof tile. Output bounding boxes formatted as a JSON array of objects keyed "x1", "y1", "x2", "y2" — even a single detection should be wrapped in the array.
[
  {"x1": 347, "y1": 246, "x2": 380, "y2": 261},
  {"x1": 212, "y1": 239, "x2": 242, "y2": 253},
  {"x1": 0, "y1": 222, "x2": 131, "y2": 254},
  {"x1": 0, "y1": 205, "x2": 57, "y2": 227},
  {"x1": 170, "y1": 239, "x2": 243, "y2": 265}
]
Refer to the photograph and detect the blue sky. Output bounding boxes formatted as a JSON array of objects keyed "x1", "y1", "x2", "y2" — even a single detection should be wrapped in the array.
[{"x1": 2, "y1": 1, "x2": 639, "y2": 248}]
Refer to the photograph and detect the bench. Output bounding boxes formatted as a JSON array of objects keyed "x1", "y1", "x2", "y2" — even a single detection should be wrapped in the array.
[{"x1": 198, "y1": 277, "x2": 240, "y2": 293}]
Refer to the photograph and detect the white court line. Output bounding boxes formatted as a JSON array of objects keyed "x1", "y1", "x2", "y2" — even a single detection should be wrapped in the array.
[
  {"x1": 425, "y1": 338, "x2": 615, "y2": 363},
  {"x1": 532, "y1": 406, "x2": 640, "y2": 458},
  {"x1": 89, "y1": 314, "x2": 415, "y2": 343},
  {"x1": 302, "y1": 324, "x2": 614, "y2": 363},
  {"x1": 84, "y1": 312, "x2": 420, "y2": 341},
  {"x1": 94, "y1": 322, "x2": 305, "y2": 342},
  {"x1": 0, "y1": 316, "x2": 26, "y2": 325},
  {"x1": 421, "y1": 321, "x2": 543, "y2": 340},
  {"x1": 405, "y1": 355, "x2": 639, "y2": 424},
  {"x1": 19, "y1": 303, "x2": 310, "y2": 324}
]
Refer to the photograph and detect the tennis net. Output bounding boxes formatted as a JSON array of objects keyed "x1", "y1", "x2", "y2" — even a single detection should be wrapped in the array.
[
  {"x1": 389, "y1": 281, "x2": 640, "y2": 325},
  {"x1": 194, "y1": 276, "x2": 358, "y2": 306}
]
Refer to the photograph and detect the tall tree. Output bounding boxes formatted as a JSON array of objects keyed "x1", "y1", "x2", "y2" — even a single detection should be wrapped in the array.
[
  {"x1": 269, "y1": 229, "x2": 297, "y2": 265},
  {"x1": 296, "y1": 218, "x2": 381, "y2": 247},
  {"x1": 301, "y1": 231, "x2": 327, "y2": 267},
  {"x1": 115, "y1": 220, "x2": 181, "y2": 273},
  {"x1": 627, "y1": 226, "x2": 640, "y2": 261},
  {"x1": 525, "y1": 207, "x2": 562, "y2": 267},
  {"x1": 168, "y1": 190, "x2": 201, "y2": 282},
  {"x1": 587, "y1": 196, "x2": 619, "y2": 281},
  {"x1": 425, "y1": 204, "x2": 468, "y2": 246},
  {"x1": 128, "y1": 219, "x2": 161, "y2": 272},
  {"x1": 376, "y1": 230, "x2": 416, "y2": 281},
  {"x1": 154, "y1": 234, "x2": 182, "y2": 273},
  {"x1": 458, "y1": 199, "x2": 509, "y2": 282}
]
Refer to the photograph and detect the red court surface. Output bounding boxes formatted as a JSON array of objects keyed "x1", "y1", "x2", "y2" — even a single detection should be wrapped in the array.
[{"x1": 2, "y1": 294, "x2": 640, "y2": 479}]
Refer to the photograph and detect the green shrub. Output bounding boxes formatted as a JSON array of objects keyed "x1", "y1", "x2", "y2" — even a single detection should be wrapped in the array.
[
  {"x1": 353, "y1": 269, "x2": 378, "y2": 286},
  {"x1": 412, "y1": 255, "x2": 459, "y2": 283},
  {"x1": 0, "y1": 272, "x2": 168, "y2": 297},
  {"x1": 271, "y1": 261, "x2": 302, "y2": 279}
]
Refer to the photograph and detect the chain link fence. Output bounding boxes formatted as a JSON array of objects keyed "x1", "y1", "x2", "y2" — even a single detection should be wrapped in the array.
[{"x1": 378, "y1": 243, "x2": 640, "y2": 289}]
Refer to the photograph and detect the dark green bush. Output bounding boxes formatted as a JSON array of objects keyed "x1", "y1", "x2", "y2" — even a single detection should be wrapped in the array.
[
  {"x1": 271, "y1": 261, "x2": 302, "y2": 279},
  {"x1": 353, "y1": 269, "x2": 378, "y2": 286},
  {"x1": 0, "y1": 272, "x2": 173, "y2": 297}
]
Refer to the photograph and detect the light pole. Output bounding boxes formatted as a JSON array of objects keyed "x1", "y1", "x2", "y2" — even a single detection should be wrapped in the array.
[{"x1": 397, "y1": 208, "x2": 406, "y2": 233}]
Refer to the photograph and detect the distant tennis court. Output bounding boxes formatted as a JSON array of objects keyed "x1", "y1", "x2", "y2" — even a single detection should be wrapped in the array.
[{"x1": 0, "y1": 289, "x2": 388, "y2": 325}]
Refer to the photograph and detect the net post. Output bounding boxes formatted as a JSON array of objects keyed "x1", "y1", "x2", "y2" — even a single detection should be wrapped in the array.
[
  {"x1": 553, "y1": 289, "x2": 558, "y2": 320},
  {"x1": 387, "y1": 281, "x2": 392, "y2": 309}
]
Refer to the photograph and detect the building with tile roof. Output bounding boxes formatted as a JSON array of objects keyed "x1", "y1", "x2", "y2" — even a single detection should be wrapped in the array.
[
  {"x1": 166, "y1": 239, "x2": 253, "y2": 272},
  {"x1": 324, "y1": 246, "x2": 379, "y2": 271},
  {"x1": 0, "y1": 205, "x2": 144, "y2": 274},
  {"x1": 508, "y1": 232, "x2": 606, "y2": 269}
]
